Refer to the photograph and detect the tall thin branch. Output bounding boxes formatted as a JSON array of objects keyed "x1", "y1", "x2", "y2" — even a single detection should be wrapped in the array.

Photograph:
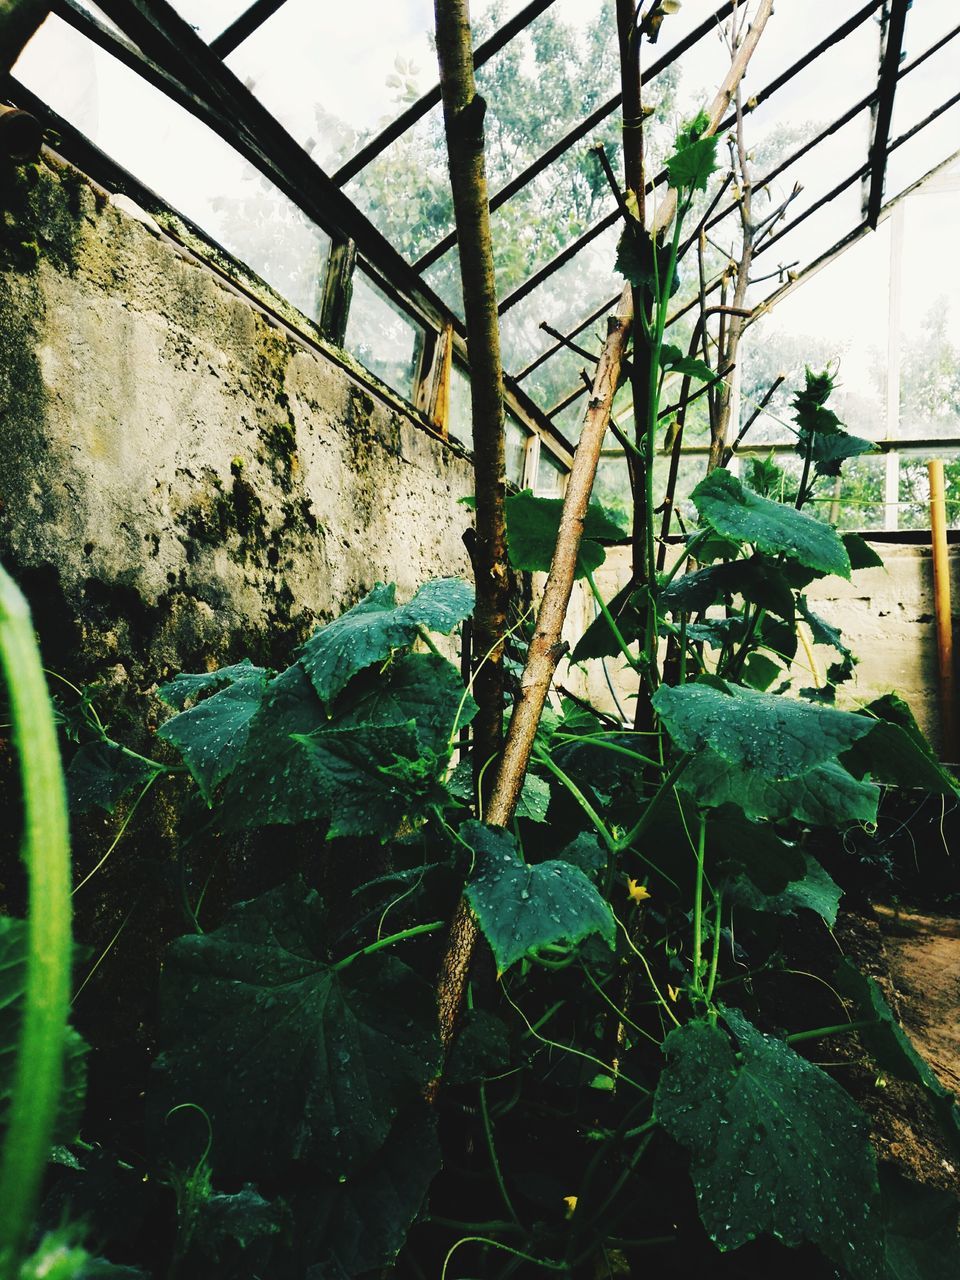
[
  {"x1": 433, "y1": 0, "x2": 774, "y2": 1056},
  {"x1": 437, "y1": 292, "x2": 633, "y2": 1051},
  {"x1": 434, "y1": 0, "x2": 510, "y2": 798}
]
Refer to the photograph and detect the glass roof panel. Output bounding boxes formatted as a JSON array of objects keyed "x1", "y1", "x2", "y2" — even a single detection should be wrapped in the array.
[
  {"x1": 13, "y1": 14, "x2": 330, "y2": 320},
  {"x1": 890, "y1": 28, "x2": 959, "y2": 142},
  {"x1": 224, "y1": 0, "x2": 531, "y2": 175},
  {"x1": 168, "y1": 1, "x2": 249, "y2": 42},
  {"x1": 743, "y1": 0, "x2": 880, "y2": 100},
  {"x1": 499, "y1": 220, "x2": 622, "y2": 375},
  {"x1": 902, "y1": 0, "x2": 960, "y2": 59},
  {"x1": 885, "y1": 99, "x2": 960, "y2": 202}
]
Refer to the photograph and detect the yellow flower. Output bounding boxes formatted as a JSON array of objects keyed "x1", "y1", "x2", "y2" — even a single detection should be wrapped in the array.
[
  {"x1": 667, "y1": 984, "x2": 680, "y2": 1004},
  {"x1": 562, "y1": 1195, "x2": 578, "y2": 1218},
  {"x1": 627, "y1": 877, "x2": 651, "y2": 904}
]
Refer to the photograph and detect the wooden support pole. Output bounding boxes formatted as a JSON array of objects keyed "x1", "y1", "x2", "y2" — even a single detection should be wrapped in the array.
[{"x1": 928, "y1": 459, "x2": 957, "y2": 762}]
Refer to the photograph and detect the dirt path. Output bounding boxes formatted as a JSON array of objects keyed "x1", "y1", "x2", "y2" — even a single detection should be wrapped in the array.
[{"x1": 874, "y1": 905, "x2": 960, "y2": 1096}]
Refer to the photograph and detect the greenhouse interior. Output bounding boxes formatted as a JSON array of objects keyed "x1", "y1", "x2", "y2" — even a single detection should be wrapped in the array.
[{"x1": 1, "y1": 0, "x2": 959, "y2": 1276}]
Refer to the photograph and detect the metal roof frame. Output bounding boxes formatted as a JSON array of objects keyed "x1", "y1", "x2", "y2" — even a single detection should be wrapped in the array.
[{"x1": 11, "y1": 0, "x2": 960, "y2": 464}]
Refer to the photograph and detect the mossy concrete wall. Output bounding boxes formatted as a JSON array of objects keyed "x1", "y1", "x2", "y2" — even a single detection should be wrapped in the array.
[
  {"x1": 0, "y1": 156, "x2": 475, "y2": 692},
  {"x1": 573, "y1": 542, "x2": 960, "y2": 755}
]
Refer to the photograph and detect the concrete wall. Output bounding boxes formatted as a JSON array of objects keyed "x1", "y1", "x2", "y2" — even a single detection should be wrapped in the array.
[
  {"x1": 0, "y1": 156, "x2": 475, "y2": 690},
  {"x1": 569, "y1": 543, "x2": 960, "y2": 753}
]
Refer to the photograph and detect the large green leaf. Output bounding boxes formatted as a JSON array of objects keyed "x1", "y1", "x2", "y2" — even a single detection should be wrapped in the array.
[
  {"x1": 157, "y1": 673, "x2": 268, "y2": 803},
  {"x1": 654, "y1": 681, "x2": 875, "y2": 779},
  {"x1": 336, "y1": 652, "x2": 475, "y2": 756},
  {"x1": 879, "y1": 1164, "x2": 960, "y2": 1280},
  {"x1": 462, "y1": 823, "x2": 615, "y2": 974},
  {"x1": 807, "y1": 431, "x2": 877, "y2": 478},
  {"x1": 295, "y1": 1103, "x2": 440, "y2": 1277},
  {"x1": 666, "y1": 133, "x2": 719, "y2": 192},
  {"x1": 835, "y1": 960, "x2": 960, "y2": 1146},
  {"x1": 294, "y1": 720, "x2": 441, "y2": 840},
  {"x1": 157, "y1": 659, "x2": 269, "y2": 711},
  {"x1": 0, "y1": 917, "x2": 87, "y2": 1146},
  {"x1": 299, "y1": 579, "x2": 473, "y2": 707},
  {"x1": 502, "y1": 489, "x2": 627, "y2": 578},
  {"x1": 691, "y1": 470, "x2": 851, "y2": 578},
  {"x1": 66, "y1": 741, "x2": 158, "y2": 815},
  {"x1": 655, "y1": 1008, "x2": 881, "y2": 1270},
  {"x1": 729, "y1": 853, "x2": 842, "y2": 927},
  {"x1": 155, "y1": 880, "x2": 440, "y2": 1182},
  {"x1": 219, "y1": 663, "x2": 328, "y2": 829},
  {"x1": 659, "y1": 555, "x2": 795, "y2": 622},
  {"x1": 840, "y1": 694, "x2": 960, "y2": 797},
  {"x1": 680, "y1": 750, "x2": 879, "y2": 826}
]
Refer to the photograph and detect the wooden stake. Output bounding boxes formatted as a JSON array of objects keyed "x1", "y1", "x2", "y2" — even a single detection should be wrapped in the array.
[{"x1": 928, "y1": 459, "x2": 957, "y2": 761}]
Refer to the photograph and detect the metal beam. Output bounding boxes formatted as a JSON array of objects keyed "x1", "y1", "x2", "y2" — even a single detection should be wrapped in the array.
[
  {"x1": 332, "y1": 0, "x2": 556, "y2": 187},
  {"x1": 865, "y1": 0, "x2": 910, "y2": 228},
  {"x1": 210, "y1": 0, "x2": 290, "y2": 58},
  {"x1": 413, "y1": 0, "x2": 746, "y2": 274}
]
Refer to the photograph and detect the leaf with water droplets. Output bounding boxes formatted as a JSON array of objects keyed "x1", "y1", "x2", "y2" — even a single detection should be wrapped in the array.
[
  {"x1": 679, "y1": 750, "x2": 879, "y2": 826},
  {"x1": 462, "y1": 822, "x2": 615, "y2": 973},
  {"x1": 300, "y1": 578, "x2": 473, "y2": 707},
  {"x1": 154, "y1": 880, "x2": 440, "y2": 1182},
  {"x1": 157, "y1": 658, "x2": 269, "y2": 710},
  {"x1": 654, "y1": 681, "x2": 874, "y2": 780},
  {"x1": 654, "y1": 1007, "x2": 882, "y2": 1272},
  {"x1": 158, "y1": 673, "x2": 268, "y2": 803}
]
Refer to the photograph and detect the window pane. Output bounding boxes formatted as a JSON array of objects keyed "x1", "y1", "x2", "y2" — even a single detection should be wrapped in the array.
[
  {"x1": 449, "y1": 362, "x2": 473, "y2": 448},
  {"x1": 899, "y1": 451, "x2": 960, "y2": 529},
  {"x1": 13, "y1": 15, "x2": 329, "y2": 320},
  {"x1": 499, "y1": 222, "x2": 622, "y2": 375},
  {"x1": 534, "y1": 447, "x2": 566, "y2": 497},
  {"x1": 344, "y1": 271, "x2": 422, "y2": 400},
  {"x1": 505, "y1": 415, "x2": 528, "y2": 485}
]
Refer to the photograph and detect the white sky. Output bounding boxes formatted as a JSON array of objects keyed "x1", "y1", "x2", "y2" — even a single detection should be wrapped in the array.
[{"x1": 11, "y1": 0, "x2": 960, "y2": 405}]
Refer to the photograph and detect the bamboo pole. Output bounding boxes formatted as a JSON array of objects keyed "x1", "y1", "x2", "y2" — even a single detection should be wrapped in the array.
[{"x1": 928, "y1": 459, "x2": 957, "y2": 760}]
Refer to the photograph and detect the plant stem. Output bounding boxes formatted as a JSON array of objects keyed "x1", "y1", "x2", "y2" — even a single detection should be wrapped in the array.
[
  {"x1": 0, "y1": 566, "x2": 72, "y2": 1278},
  {"x1": 704, "y1": 888, "x2": 723, "y2": 1003},
  {"x1": 692, "y1": 816, "x2": 707, "y2": 999},
  {"x1": 334, "y1": 920, "x2": 444, "y2": 971},
  {"x1": 583, "y1": 565, "x2": 641, "y2": 671},
  {"x1": 616, "y1": 753, "x2": 692, "y2": 850},
  {"x1": 785, "y1": 1019, "x2": 879, "y2": 1046},
  {"x1": 533, "y1": 746, "x2": 618, "y2": 856}
]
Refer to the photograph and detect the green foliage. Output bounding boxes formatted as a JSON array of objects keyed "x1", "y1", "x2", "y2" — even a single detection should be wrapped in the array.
[
  {"x1": 154, "y1": 879, "x2": 441, "y2": 1183},
  {"x1": 66, "y1": 741, "x2": 158, "y2": 814},
  {"x1": 691, "y1": 469, "x2": 852, "y2": 578},
  {"x1": 0, "y1": 919, "x2": 87, "y2": 1145},
  {"x1": 499, "y1": 489, "x2": 627, "y2": 577},
  {"x1": 157, "y1": 671, "x2": 268, "y2": 803},
  {"x1": 462, "y1": 822, "x2": 615, "y2": 973},
  {"x1": 655, "y1": 1009, "x2": 881, "y2": 1268},
  {"x1": 666, "y1": 110, "x2": 719, "y2": 192},
  {"x1": 653, "y1": 681, "x2": 874, "y2": 779},
  {"x1": 300, "y1": 578, "x2": 473, "y2": 707}
]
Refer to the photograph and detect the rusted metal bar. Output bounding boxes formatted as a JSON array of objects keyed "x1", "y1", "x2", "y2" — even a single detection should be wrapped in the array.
[{"x1": 865, "y1": 0, "x2": 910, "y2": 227}]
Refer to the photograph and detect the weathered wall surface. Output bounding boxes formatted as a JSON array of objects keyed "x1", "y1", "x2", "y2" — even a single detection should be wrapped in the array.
[
  {"x1": 0, "y1": 156, "x2": 474, "y2": 692},
  {"x1": 571, "y1": 543, "x2": 960, "y2": 753}
]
